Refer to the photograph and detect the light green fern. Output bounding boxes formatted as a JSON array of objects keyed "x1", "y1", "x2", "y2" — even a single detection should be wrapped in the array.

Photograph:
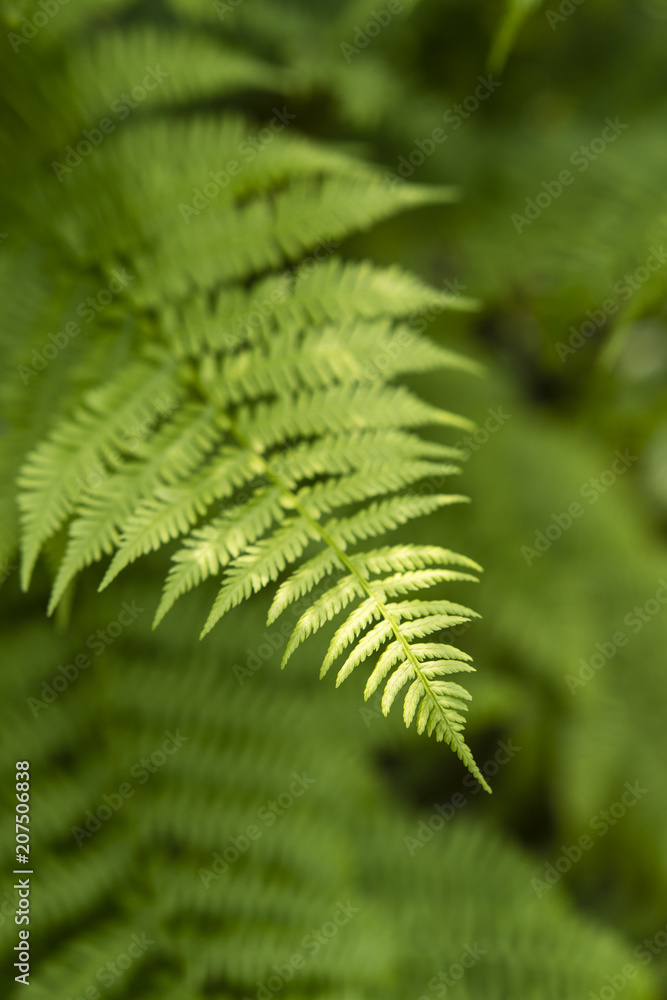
[{"x1": 6, "y1": 15, "x2": 487, "y2": 786}]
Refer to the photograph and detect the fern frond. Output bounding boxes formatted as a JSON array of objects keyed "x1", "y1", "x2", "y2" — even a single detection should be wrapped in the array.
[
  {"x1": 129, "y1": 176, "x2": 458, "y2": 308},
  {"x1": 278, "y1": 256, "x2": 479, "y2": 325},
  {"x1": 211, "y1": 321, "x2": 480, "y2": 408},
  {"x1": 271, "y1": 511, "x2": 486, "y2": 787},
  {"x1": 70, "y1": 28, "x2": 289, "y2": 115},
  {"x1": 265, "y1": 548, "x2": 345, "y2": 624},
  {"x1": 324, "y1": 493, "x2": 470, "y2": 547},
  {"x1": 171, "y1": 259, "x2": 478, "y2": 358},
  {"x1": 153, "y1": 486, "x2": 285, "y2": 627},
  {"x1": 13, "y1": 53, "x2": 483, "y2": 776},
  {"x1": 318, "y1": 593, "x2": 481, "y2": 682},
  {"x1": 297, "y1": 463, "x2": 459, "y2": 517},
  {"x1": 98, "y1": 447, "x2": 258, "y2": 591},
  {"x1": 200, "y1": 516, "x2": 319, "y2": 636},
  {"x1": 351, "y1": 543, "x2": 482, "y2": 576},
  {"x1": 236, "y1": 383, "x2": 472, "y2": 452},
  {"x1": 17, "y1": 362, "x2": 183, "y2": 589},
  {"x1": 48, "y1": 404, "x2": 225, "y2": 613},
  {"x1": 5, "y1": 5, "x2": 667, "y2": 998},
  {"x1": 267, "y1": 430, "x2": 464, "y2": 486}
]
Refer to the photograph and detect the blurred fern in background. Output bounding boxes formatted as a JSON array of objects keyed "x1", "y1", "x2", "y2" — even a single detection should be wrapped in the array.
[{"x1": 1, "y1": 0, "x2": 666, "y2": 997}]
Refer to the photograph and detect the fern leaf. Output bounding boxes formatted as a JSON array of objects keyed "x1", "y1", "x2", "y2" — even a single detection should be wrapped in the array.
[
  {"x1": 270, "y1": 429, "x2": 464, "y2": 485},
  {"x1": 298, "y1": 463, "x2": 460, "y2": 519},
  {"x1": 48, "y1": 404, "x2": 224, "y2": 613},
  {"x1": 153, "y1": 486, "x2": 284, "y2": 627},
  {"x1": 280, "y1": 573, "x2": 368, "y2": 666},
  {"x1": 98, "y1": 447, "x2": 259, "y2": 591},
  {"x1": 277, "y1": 256, "x2": 479, "y2": 326},
  {"x1": 70, "y1": 28, "x2": 289, "y2": 115},
  {"x1": 333, "y1": 618, "x2": 394, "y2": 685},
  {"x1": 265, "y1": 548, "x2": 345, "y2": 625},
  {"x1": 236, "y1": 383, "x2": 472, "y2": 452},
  {"x1": 12, "y1": 66, "x2": 485, "y2": 778},
  {"x1": 213, "y1": 321, "x2": 480, "y2": 407},
  {"x1": 326, "y1": 494, "x2": 470, "y2": 548},
  {"x1": 200, "y1": 517, "x2": 319, "y2": 637},
  {"x1": 17, "y1": 362, "x2": 183, "y2": 589},
  {"x1": 351, "y1": 544, "x2": 482, "y2": 576}
]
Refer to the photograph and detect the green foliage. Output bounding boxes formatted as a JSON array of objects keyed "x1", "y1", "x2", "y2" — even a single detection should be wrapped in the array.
[
  {"x1": 488, "y1": 0, "x2": 543, "y2": 70},
  {"x1": 4, "y1": 2, "x2": 485, "y2": 779},
  {"x1": 0, "y1": 582, "x2": 656, "y2": 999},
  {"x1": 2, "y1": 0, "x2": 667, "y2": 998}
]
